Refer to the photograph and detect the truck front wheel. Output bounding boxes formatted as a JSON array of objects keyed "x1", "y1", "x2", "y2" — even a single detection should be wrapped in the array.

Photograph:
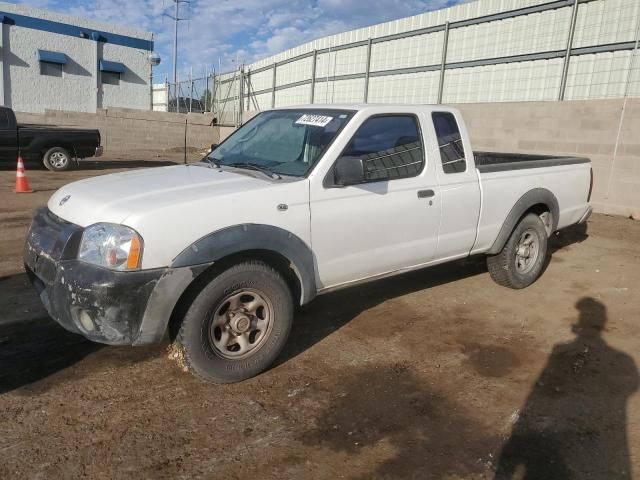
[
  {"x1": 487, "y1": 213, "x2": 548, "y2": 289},
  {"x1": 176, "y1": 261, "x2": 294, "y2": 384},
  {"x1": 43, "y1": 147, "x2": 73, "y2": 172}
]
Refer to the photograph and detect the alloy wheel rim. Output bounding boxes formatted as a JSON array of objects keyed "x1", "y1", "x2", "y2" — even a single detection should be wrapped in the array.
[
  {"x1": 50, "y1": 152, "x2": 68, "y2": 168},
  {"x1": 515, "y1": 228, "x2": 540, "y2": 274},
  {"x1": 208, "y1": 289, "x2": 274, "y2": 359}
]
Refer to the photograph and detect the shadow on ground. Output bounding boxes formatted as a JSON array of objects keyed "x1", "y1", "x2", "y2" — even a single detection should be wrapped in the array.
[
  {"x1": 494, "y1": 297, "x2": 638, "y2": 480},
  {"x1": 0, "y1": 274, "x2": 101, "y2": 394},
  {"x1": 279, "y1": 255, "x2": 488, "y2": 366},
  {"x1": 299, "y1": 362, "x2": 501, "y2": 479},
  {"x1": 550, "y1": 221, "x2": 589, "y2": 253},
  {"x1": 0, "y1": 274, "x2": 160, "y2": 395},
  {"x1": 297, "y1": 296, "x2": 639, "y2": 479}
]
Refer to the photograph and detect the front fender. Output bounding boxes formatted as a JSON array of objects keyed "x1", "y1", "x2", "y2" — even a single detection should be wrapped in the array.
[{"x1": 172, "y1": 223, "x2": 317, "y2": 305}]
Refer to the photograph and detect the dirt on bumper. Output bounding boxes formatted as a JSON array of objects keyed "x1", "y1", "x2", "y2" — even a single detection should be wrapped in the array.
[{"x1": 23, "y1": 207, "x2": 165, "y2": 345}]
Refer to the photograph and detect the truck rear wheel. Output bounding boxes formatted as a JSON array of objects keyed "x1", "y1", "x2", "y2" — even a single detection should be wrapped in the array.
[
  {"x1": 176, "y1": 261, "x2": 293, "y2": 384},
  {"x1": 43, "y1": 147, "x2": 72, "y2": 172},
  {"x1": 487, "y1": 213, "x2": 548, "y2": 289}
]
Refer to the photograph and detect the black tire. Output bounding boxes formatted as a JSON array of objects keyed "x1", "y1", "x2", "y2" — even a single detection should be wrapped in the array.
[
  {"x1": 176, "y1": 261, "x2": 294, "y2": 384},
  {"x1": 43, "y1": 147, "x2": 73, "y2": 172},
  {"x1": 487, "y1": 213, "x2": 548, "y2": 289}
]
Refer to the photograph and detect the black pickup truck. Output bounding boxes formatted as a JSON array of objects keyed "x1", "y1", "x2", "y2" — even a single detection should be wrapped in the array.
[{"x1": 0, "y1": 106, "x2": 103, "y2": 171}]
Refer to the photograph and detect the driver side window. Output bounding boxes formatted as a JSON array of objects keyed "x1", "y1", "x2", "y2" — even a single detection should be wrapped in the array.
[{"x1": 342, "y1": 115, "x2": 424, "y2": 182}]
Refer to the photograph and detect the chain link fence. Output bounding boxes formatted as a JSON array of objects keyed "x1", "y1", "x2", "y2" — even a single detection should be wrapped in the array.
[
  {"x1": 154, "y1": 73, "x2": 243, "y2": 127},
  {"x1": 153, "y1": 74, "x2": 216, "y2": 114}
]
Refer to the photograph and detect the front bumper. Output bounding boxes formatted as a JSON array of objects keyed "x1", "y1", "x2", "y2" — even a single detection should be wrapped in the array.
[{"x1": 23, "y1": 208, "x2": 207, "y2": 345}]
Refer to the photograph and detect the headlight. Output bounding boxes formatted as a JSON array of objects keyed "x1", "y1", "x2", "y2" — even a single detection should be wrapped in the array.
[{"x1": 78, "y1": 223, "x2": 143, "y2": 271}]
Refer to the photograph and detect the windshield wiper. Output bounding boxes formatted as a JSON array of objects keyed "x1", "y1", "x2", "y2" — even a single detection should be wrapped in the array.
[
  {"x1": 204, "y1": 156, "x2": 220, "y2": 168},
  {"x1": 224, "y1": 162, "x2": 281, "y2": 180}
]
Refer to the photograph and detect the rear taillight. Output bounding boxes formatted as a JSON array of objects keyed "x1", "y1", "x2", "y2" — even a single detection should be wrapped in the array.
[{"x1": 588, "y1": 167, "x2": 593, "y2": 202}]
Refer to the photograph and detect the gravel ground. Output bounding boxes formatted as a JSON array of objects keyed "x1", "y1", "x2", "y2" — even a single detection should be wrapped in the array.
[{"x1": 1, "y1": 161, "x2": 639, "y2": 479}]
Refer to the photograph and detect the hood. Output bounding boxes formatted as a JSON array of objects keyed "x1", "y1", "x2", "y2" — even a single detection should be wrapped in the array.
[{"x1": 48, "y1": 164, "x2": 276, "y2": 226}]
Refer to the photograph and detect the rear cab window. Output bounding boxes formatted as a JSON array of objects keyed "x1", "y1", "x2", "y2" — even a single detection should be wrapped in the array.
[
  {"x1": 432, "y1": 112, "x2": 466, "y2": 174},
  {"x1": 342, "y1": 115, "x2": 424, "y2": 182}
]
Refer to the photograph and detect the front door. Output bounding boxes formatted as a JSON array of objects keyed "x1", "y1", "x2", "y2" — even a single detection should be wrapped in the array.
[{"x1": 310, "y1": 113, "x2": 441, "y2": 290}]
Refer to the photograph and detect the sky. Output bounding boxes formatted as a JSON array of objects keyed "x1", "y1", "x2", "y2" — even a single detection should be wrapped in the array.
[{"x1": 11, "y1": 0, "x2": 470, "y2": 82}]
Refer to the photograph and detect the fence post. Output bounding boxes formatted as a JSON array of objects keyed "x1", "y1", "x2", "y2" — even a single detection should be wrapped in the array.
[
  {"x1": 183, "y1": 118, "x2": 188, "y2": 164},
  {"x1": 363, "y1": 38, "x2": 373, "y2": 103},
  {"x1": 205, "y1": 73, "x2": 209, "y2": 113},
  {"x1": 271, "y1": 62, "x2": 277, "y2": 108},
  {"x1": 310, "y1": 50, "x2": 317, "y2": 104},
  {"x1": 238, "y1": 67, "x2": 244, "y2": 127},
  {"x1": 189, "y1": 69, "x2": 193, "y2": 113},
  {"x1": 211, "y1": 72, "x2": 220, "y2": 113},
  {"x1": 437, "y1": 22, "x2": 450, "y2": 104},
  {"x1": 559, "y1": 0, "x2": 580, "y2": 101},
  {"x1": 245, "y1": 69, "x2": 251, "y2": 112}
]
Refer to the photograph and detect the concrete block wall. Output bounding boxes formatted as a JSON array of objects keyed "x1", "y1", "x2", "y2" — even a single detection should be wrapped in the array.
[
  {"x1": 454, "y1": 98, "x2": 639, "y2": 216},
  {"x1": 15, "y1": 108, "x2": 218, "y2": 157}
]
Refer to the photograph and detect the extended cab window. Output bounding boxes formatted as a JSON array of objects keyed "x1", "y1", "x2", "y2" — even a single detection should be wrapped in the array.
[
  {"x1": 432, "y1": 112, "x2": 466, "y2": 174},
  {"x1": 342, "y1": 115, "x2": 423, "y2": 181}
]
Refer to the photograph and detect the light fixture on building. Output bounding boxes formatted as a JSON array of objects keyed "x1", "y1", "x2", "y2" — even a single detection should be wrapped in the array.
[{"x1": 148, "y1": 52, "x2": 161, "y2": 67}]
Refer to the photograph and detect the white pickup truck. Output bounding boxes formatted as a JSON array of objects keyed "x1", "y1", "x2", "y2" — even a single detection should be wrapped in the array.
[{"x1": 24, "y1": 104, "x2": 592, "y2": 383}]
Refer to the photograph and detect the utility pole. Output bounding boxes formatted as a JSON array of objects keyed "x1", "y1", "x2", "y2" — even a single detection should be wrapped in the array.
[{"x1": 165, "y1": 0, "x2": 189, "y2": 84}]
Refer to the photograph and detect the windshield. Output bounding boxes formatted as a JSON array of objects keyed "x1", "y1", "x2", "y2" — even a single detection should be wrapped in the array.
[{"x1": 208, "y1": 109, "x2": 354, "y2": 177}]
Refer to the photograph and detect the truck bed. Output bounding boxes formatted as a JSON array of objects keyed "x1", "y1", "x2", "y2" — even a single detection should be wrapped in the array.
[
  {"x1": 474, "y1": 151, "x2": 590, "y2": 173},
  {"x1": 471, "y1": 150, "x2": 591, "y2": 256}
]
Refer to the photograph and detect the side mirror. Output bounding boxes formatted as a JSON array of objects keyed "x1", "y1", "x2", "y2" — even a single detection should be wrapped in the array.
[
  {"x1": 334, "y1": 156, "x2": 365, "y2": 186},
  {"x1": 210, "y1": 143, "x2": 219, "y2": 152}
]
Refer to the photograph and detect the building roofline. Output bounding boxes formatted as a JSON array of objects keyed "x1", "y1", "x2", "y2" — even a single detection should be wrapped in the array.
[{"x1": 0, "y1": 1, "x2": 153, "y2": 49}]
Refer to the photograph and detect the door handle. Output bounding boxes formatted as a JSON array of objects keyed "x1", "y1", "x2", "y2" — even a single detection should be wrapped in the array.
[{"x1": 417, "y1": 189, "x2": 435, "y2": 198}]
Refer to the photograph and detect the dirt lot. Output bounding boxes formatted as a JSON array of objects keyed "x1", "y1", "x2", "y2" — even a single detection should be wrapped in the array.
[{"x1": 1, "y1": 162, "x2": 639, "y2": 479}]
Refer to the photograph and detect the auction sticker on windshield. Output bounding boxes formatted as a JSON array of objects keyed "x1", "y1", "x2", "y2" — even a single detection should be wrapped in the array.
[{"x1": 296, "y1": 114, "x2": 333, "y2": 127}]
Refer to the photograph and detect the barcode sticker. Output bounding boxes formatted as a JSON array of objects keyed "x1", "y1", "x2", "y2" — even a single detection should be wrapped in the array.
[{"x1": 295, "y1": 114, "x2": 333, "y2": 127}]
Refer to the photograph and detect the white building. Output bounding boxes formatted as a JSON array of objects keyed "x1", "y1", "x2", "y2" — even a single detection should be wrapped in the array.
[{"x1": 0, "y1": 2, "x2": 156, "y2": 113}]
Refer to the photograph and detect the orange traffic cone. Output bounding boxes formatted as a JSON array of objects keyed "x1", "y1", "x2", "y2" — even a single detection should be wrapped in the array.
[{"x1": 14, "y1": 156, "x2": 33, "y2": 193}]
